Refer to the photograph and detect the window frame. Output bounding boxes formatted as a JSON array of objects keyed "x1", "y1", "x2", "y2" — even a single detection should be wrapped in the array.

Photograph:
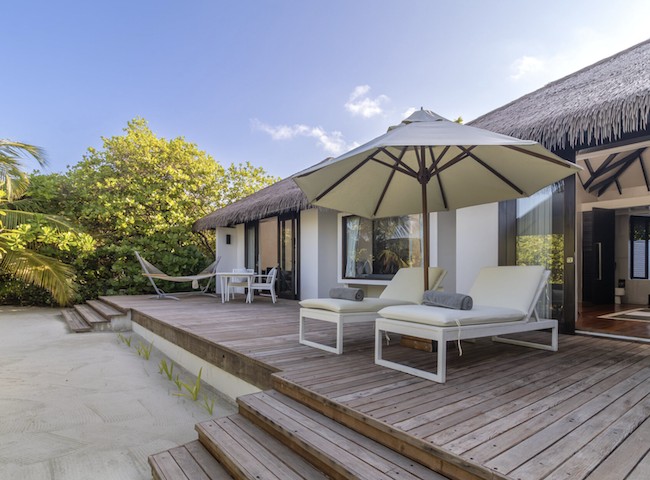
[
  {"x1": 630, "y1": 215, "x2": 650, "y2": 280},
  {"x1": 340, "y1": 213, "x2": 423, "y2": 282}
]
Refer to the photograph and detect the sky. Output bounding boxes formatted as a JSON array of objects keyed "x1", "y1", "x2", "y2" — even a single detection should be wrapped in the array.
[{"x1": 3, "y1": 0, "x2": 650, "y2": 180}]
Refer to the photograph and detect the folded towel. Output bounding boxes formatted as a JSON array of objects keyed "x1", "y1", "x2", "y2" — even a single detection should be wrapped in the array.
[
  {"x1": 329, "y1": 287, "x2": 364, "y2": 301},
  {"x1": 422, "y1": 290, "x2": 473, "y2": 310}
]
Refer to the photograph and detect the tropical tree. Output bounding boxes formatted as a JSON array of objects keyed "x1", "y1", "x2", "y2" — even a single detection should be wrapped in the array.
[
  {"x1": 0, "y1": 140, "x2": 86, "y2": 305},
  {"x1": 26, "y1": 118, "x2": 278, "y2": 300}
]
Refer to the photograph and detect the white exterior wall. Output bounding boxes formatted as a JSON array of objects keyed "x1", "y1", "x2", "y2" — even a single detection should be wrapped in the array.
[
  {"x1": 214, "y1": 225, "x2": 247, "y2": 294},
  {"x1": 436, "y1": 211, "x2": 457, "y2": 293},
  {"x1": 300, "y1": 209, "x2": 339, "y2": 300},
  {"x1": 317, "y1": 211, "x2": 339, "y2": 297},
  {"x1": 214, "y1": 227, "x2": 237, "y2": 294},
  {"x1": 456, "y1": 203, "x2": 499, "y2": 294},
  {"x1": 300, "y1": 209, "x2": 319, "y2": 299}
]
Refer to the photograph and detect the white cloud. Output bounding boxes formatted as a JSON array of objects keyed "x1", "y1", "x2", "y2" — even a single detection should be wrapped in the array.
[
  {"x1": 251, "y1": 119, "x2": 357, "y2": 156},
  {"x1": 402, "y1": 107, "x2": 417, "y2": 118},
  {"x1": 344, "y1": 85, "x2": 389, "y2": 118},
  {"x1": 509, "y1": 56, "x2": 544, "y2": 80},
  {"x1": 507, "y1": 26, "x2": 650, "y2": 86}
]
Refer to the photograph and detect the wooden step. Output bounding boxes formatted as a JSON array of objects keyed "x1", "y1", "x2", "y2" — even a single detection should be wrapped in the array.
[
  {"x1": 233, "y1": 390, "x2": 447, "y2": 480},
  {"x1": 149, "y1": 440, "x2": 232, "y2": 480},
  {"x1": 87, "y1": 299, "x2": 124, "y2": 320},
  {"x1": 197, "y1": 414, "x2": 329, "y2": 480},
  {"x1": 61, "y1": 309, "x2": 92, "y2": 333},
  {"x1": 74, "y1": 304, "x2": 109, "y2": 326}
]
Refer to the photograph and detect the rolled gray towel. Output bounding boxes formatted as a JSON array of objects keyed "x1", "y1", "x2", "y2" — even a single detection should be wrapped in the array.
[
  {"x1": 329, "y1": 287, "x2": 364, "y2": 301},
  {"x1": 422, "y1": 290, "x2": 473, "y2": 310}
]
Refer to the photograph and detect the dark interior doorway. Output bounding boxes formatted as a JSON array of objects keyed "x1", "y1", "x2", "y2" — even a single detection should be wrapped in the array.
[{"x1": 582, "y1": 208, "x2": 616, "y2": 305}]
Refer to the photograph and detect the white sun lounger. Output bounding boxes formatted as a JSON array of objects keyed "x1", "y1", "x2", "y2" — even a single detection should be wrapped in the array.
[
  {"x1": 375, "y1": 265, "x2": 557, "y2": 383},
  {"x1": 299, "y1": 267, "x2": 447, "y2": 354},
  {"x1": 135, "y1": 251, "x2": 221, "y2": 301}
]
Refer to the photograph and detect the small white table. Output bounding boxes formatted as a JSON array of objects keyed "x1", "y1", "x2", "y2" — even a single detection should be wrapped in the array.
[{"x1": 217, "y1": 272, "x2": 256, "y2": 303}]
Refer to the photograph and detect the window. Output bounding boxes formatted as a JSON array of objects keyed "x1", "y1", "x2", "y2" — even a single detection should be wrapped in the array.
[
  {"x1": 630, "y1": 215, "x2": 650, "y2": 279},
  {"x1": 342, "y1": 214, "x2": 422, "y2": 280}
]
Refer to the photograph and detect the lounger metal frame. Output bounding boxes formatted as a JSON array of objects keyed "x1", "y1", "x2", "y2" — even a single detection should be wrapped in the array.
[{"x1": 299, "y1": 309, "x2": 379, "y2": 355}]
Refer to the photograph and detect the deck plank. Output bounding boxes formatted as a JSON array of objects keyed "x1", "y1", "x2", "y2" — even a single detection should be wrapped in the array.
[
  {"x1": 444, "y1": 344, "x2": 650, "y2": 454},
  {"x1": 487, "y1": 369, "x2": 650, "y2": 476},
  {"x1": 184, "y1": 441, "x2": 233, "y2": 480}
]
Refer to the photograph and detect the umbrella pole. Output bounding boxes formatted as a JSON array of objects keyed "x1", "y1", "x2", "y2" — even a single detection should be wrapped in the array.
[
  {"x1": 398, "y1": 170, "x2": 435, "y2": 354},
  {"x1": 421, "y1": 177, "x2": 430, "y2": 291}
]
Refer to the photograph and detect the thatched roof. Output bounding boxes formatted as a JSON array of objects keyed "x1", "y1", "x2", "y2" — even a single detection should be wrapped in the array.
[
  {"x1": 193, "y1": 158, "x2": 333, "y2": 231},
  {"x1": 469, "y1": 38, "x2": 650, "y2": 151}
]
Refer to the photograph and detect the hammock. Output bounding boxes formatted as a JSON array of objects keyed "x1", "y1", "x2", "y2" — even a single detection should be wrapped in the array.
[{"x1": 135, "y1": 251, "x2": 221, "y2": 301}]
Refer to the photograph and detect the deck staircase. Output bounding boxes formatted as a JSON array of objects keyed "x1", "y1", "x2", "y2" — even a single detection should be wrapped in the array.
[
  {"x1": 61, "y1": 299, "x2": 131, "y2": 333},
  {"x1": 149, "y1": 389, "x2": 447, "y2": 480}
]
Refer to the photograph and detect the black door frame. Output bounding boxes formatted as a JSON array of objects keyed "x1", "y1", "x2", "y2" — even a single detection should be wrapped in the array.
[
  {"x1": 244, "y1": 220, "x2": 259, "y2": 273},
  {"x1": 277, "y1": 212, "x2": 300, "y2": 300}
]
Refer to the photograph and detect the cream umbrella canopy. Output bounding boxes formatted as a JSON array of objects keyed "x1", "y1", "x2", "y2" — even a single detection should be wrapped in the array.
[{"x1": 292, "y1": 109, "x2": 582, "y2": 290}]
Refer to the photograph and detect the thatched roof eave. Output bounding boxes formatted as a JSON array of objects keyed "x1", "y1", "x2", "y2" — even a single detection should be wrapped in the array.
[
  {"x1": 469, "y1": 38, "x2": 650, "y2": 151},
  {"x1": 192, "y1": 177, "x2": 316, "y2": 231},
  {"x1": 193, "y1": 157, "x2": 336, "y2": 232}
]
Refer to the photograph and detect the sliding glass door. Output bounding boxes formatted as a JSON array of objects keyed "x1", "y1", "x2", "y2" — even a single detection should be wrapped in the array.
[{"x1": 247, "y1": 213, "x2": 299, "y2": 300}]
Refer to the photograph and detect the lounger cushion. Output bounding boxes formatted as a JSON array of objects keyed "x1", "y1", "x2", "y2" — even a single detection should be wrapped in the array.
[
  {"x1": 300, "y1": 297, "x2": 415, "y2": 313},
  {"x1": 378, "y1": 304, "x2": 526, "y2": 326},
  {"x1": 469, "y1": 265, "x2": 545, "y2": 314},
  {"x1": 380, "y1": 267, "x2": 446, "y2": 304}
]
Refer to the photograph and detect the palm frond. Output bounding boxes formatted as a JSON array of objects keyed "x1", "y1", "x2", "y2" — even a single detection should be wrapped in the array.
[
  {"x1": 0, "y1": 140, "x2": 47, "y2": 168},
  {"x1": 2, "y1": 198, "x2": 41, "y2": 212},
  {"x1": 0, "y1": 140, "x2": 47, "y2": 202},
  {"x1": 0, "y1": 246, "x2": 77, "y2": 305},
  {"x1": 2, "y1": 170, "x2": 30, "y2": 201},
  {"x1": 0, "y1": 208, "x2": 80, "y2": 232}
]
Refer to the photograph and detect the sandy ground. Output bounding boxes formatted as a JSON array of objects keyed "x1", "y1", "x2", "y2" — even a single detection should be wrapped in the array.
[{"x1": 0, "y1": 306, "x2": 238, "y2": 480}]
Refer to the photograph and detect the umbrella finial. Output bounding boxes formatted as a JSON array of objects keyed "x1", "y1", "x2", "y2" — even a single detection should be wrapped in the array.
[{"x1": 403, "y1": 109, "x2": 449, "y2": 124}]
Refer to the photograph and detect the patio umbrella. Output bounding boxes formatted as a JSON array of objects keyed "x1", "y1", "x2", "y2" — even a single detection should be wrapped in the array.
[{"x1": 292, "y1": 108, "x2": 582, "y2": 290}]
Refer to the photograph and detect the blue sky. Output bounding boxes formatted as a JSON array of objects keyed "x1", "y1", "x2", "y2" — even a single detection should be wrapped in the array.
[{"x1": 3, "y1": 0, "x2": 650, "y2": 179}]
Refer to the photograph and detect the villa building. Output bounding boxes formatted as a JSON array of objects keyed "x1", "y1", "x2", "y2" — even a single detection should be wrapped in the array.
[{"x1": 194, "y1": 38, "x2": 650, "y2": 338}]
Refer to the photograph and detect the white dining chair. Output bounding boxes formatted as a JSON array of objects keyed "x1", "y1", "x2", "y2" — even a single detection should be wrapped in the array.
[
  {"x1": 249, "y1": 267, "x2": 278, "y2": 303},
  {"x1": 228, "y1": 268, "x2": 255, "y2": 301}
]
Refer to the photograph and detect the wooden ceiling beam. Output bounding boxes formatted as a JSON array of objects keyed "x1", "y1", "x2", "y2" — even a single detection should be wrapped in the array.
[
  {"x1": 583, "y1": 153, "x2": 617, "y2": 189},
  {"x1": 589, "y1": 148, "x2": 646, "y2": 195}
]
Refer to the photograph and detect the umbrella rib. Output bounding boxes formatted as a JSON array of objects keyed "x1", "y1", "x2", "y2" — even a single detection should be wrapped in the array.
[
  {"x1": 370, "y1": 157, "x2": 416, "y2": 178},
  {"x1": 373, "y1": 166, "x2": 398, "y2": 217},
  {"x1": 429, "y1": 147, "x2": 449, "y2": 210},
  {"x1": 427, "y1": 146, "x2": 449, "y2": 175},
  {"x1": 503, "y1": 145, "x2": 573, "y2": 168},
  {"x1": 372, "y1": 148, "x2": 408, "y2": 217},
  {"x1": 313, "y1": 151, "x2": 378, "y2": 202},
  {"x1": 459, "y1": 147, "x2": 524, "y2": 195},
  {"x1": 379, "y1": 147, "x2": 419, "y2": 177},
  {"x1": 430, "y1": 146, "x2": 476, "y2": 176}
]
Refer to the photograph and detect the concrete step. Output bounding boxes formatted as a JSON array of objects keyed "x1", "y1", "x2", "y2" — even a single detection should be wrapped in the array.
[
  {"x1": 196, "y1": 413, "x2": 328, "y2": 480},
  {"x1": 86, "y1": 299, "x2": 123, "y2": 320},
  {"x1": 74, "y1": 304, "x2": 111, "y2": 331},
  {"x1": 61, "y1": 309, "x2": 92, "y2": 333},
  {"x1": 235, "y1": 390, "x2": 446, "y2": 480},
  {"x1": 149, "y1": 440, "x2": 232, "y2": 480}
]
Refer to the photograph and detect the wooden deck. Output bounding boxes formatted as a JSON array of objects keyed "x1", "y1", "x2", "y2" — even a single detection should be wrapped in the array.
[{"x1": 103, "y1": 294, "x2": 650, "y2": 480}]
